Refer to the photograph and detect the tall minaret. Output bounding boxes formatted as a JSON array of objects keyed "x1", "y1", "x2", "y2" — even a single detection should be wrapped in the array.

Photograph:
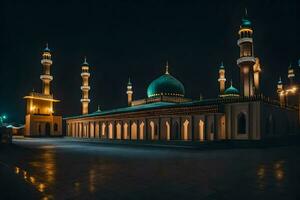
[
  {"x1": 81, "y1": 57, "x2": 90, "y2": 115},
  {"x1": 237, "y1": 10, "x2": 256, "y2": 97},
  {"x1": 126, "y1": 78, "x2": 133, "y2": 106},
  {"x1": 40, "y1": 44, "x2": 53, "y2": 95},
  {"x1": 253, "y1": 57, "x2": 262, "y2": 94},
  {"x1": 288, "y1": 64, "x2": 295, "y2": 85},
  {"x1": 277, "y1": 77, "x2": 285, "y2": 106},
  {"x1": 218, "y1": 62, "x2": 226, "y2": 95}
]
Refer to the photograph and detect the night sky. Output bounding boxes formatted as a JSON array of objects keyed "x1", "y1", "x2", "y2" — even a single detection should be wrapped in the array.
[{"x1": 1, "y1": 0, "x2": 300, "y2": 123}]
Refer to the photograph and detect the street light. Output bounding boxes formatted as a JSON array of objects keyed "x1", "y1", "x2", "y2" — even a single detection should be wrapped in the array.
[{"x1": 0, "y1": 114, "x2": 7, "y2": 125}]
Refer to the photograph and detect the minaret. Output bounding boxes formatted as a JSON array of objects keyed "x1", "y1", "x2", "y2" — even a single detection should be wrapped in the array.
[
  {"x1": 237, "y1": 10, "x2": 256, "y2": 97},
  {"x1": 253, "y1": 57, "x2": 262, "y2": 94},
  {"x1": 40, "y1": 43, "x2": 53, "y2": 95},
  {"x1": 288, "y1": 63, "x2": 295, "y2": 85},
  {"x1": 218, "y1": 62, "x2": 226, "y2": 95},
  {"x1": 277, "y1": 77, "x2": 285, "y2": 106},
  {"x1": 81, "y1": 57, "x2": 90, "y2": 115},
  {"x1": 126, "y1": 78, "x2": 133, "y2": 106}
]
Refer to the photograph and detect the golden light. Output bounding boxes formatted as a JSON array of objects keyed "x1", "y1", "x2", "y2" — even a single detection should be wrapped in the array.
[
  {"x1": 38, "y1": 183, "x2": 46, "y2": 192},
  {"x1": 30, "y1": 106, "x2": 36, "y2": 112},
  {"x1": 15, "y1": 167, "x2": 20, "y2": 174},
  {"x1": 30, "y1": 176, "x2": 35, "y2": 184}
]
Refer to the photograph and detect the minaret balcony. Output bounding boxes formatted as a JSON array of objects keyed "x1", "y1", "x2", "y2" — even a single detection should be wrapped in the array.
[
  {"x1": 81, "y1": 86, "x2": 91, "y2": 91},
  {"x1": 80, "y1": 98, "x2": 90, "y2": 102},
  {"x1": 41, "y1": 59, "x2": 53, "y2": 65},
  {"x1": 237, "y1": 37, "x2": 253, "y2": 46},
  {"x1": 40, "y1": 75, "x2": 53, "y2": 81},
  {"x1": 218, "y1": 78, "x2": 226, "y2": 82},
  {"x1": 81, "y1": 72, "x2": 90, "y2": 77},
  {"x1": 237, "y1": 56, "x2": 256, "y2": 65}
]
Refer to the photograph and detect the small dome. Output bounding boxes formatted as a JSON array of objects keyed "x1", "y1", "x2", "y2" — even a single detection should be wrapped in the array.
[
  {"x1": 224, "y1": 85, "x2": 239, "y2": 95},
  {"x1": 147, "y1": 74, "x2": 185, "y2": 98},
  {"x1": 241, "y1": 18, "x2": 251, "y2": 28}
]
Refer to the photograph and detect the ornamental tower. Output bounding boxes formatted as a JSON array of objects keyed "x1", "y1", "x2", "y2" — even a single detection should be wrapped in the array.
[
  {"x1": 218, "y1": 62, "x2": 226, "y2": 95},
  {"x1": 81, "y1": 57, "x2": 90, "y2": 115},
  {"x1": 277, "y1": 77, "x2": 285, "y2": 106},
  {"x1": 126, "y1": 78, "x2": 133, "y2": 106},
  {"x1": 23, "y1": 44, "x2": 62, "y2": 137},
  {"x1": 40, "y1": 44, "x2": 53, "y2": 95},
  {"x1": 237, "y1": 10, "x2": 256, "y2": 97}
]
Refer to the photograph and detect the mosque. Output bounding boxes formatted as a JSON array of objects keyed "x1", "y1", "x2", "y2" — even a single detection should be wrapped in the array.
[{"x1": 26, "y1": 13, "x2": 300, "y2": 140}]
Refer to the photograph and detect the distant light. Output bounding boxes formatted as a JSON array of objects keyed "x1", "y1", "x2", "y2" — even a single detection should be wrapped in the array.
[{"x1": 2, "y1": 115, "x2": 7, "y2": 119}]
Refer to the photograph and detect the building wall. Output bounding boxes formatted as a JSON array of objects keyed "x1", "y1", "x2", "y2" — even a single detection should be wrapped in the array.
[
  {"x1": 260, "y1": 103, "x2": 299, "y2": 138},
  {"x1": 65, "y1": 102, "x2": 298, "y2": 141},
  {"x1": 25, "y1": 114, "x2": 62, "y2": 137}
]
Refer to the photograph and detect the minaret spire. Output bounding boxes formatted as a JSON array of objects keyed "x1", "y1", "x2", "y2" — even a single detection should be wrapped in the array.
[
  {"x1": 40, "y1": 43, "x2": 53, "y2": 95},
  {"x1": 81, "y1": 57, "x2": 91, "y2": 115},
  {"x1": 237, "y1": 8, "x2": 255, "y2": 97},
  {"x1": 165, "y1": 61, "x2": 169, "y2": 74},
  {"x1": 218, "y1": 62, "x2": 226, "y2": 95},
  {"x1": 127, "y1": 77, "x2": 133, "y2": 106}
]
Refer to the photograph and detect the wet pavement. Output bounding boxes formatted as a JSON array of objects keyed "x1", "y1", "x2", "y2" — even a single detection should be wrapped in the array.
[{"x1": 0, "y1": 137, "x2": 300, "y2": 200}]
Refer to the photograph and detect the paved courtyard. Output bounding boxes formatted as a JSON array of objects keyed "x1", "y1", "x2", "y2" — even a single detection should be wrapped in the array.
[{"x1": 0, "y1": 137, "x2": 300, "y2": 199}]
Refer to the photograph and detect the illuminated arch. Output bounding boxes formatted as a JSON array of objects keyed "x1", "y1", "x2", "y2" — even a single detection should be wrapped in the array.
[
  {"x1": 131, "y1": 123, "x2": 137, "y2": 140},
  {"x1": 139, "y1": 122, "x2": 144, "y2": 140},
  {"x1": 116, "y1": 123, "x2": 122, "y2": 139},
  {"x1": 199, "y1": 120, "x2": 204, "y2": 141},
  {"x1": 183, "y1": 120, "x2": 189, "y2": 140},
  {"x1": 166, "y1": 121, "x2": 170, "y2": 140}
]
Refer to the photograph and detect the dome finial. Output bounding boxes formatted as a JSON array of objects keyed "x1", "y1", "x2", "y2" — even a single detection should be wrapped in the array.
[
  {"x1": 128, "y1": 77, "x2": 131, "y2": 85},
  {"x1": 83, "y1": 56, "x2": 89, "y2": 66},
  {"x1": 278, "y1": 76, "x2": 282, "y2": 84},
  {"x1": 245, "y1": 8, "x2": 248, "y2": 17},
  {"x1": 97, "y1": 105, "x2": 101, "y2": 112},
  {"x1": 230, "y1": 79, "x2": 233, "y2": 87},
  {"x1": 44, "y1": 42, "x2": 50, "y2": 52},
  {"x1": 165, "y1": 61, "x2": 169, "y2": 74}
]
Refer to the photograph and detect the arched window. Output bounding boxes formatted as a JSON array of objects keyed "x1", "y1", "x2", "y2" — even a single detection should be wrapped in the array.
[
  {"x1": 237, "y1": 113, "x2": 246, "y2": 134},
  {"x1": 54, "y1": 123, "x2": 58, "y2": 132},
  {"x1": 139, "y1": 122, "x2": 144, "y2": 140},
  {"x1": 183, "y1": 120, "x2": 189, "y2": 141},
  {"x1": 102, "y1": 123, "x2": 106, "y2": 136},
  {"x1": 199, "y1": 120, "x2": 204, "y2": 141},
  {"x1": 116, "y1": 123, "x2": 122, "y2": 139},
  {"x1": 150, "y1": 121, "x2": 155, "y2": 140},
  {"x1": 108, "y1": 123, "x2": 113, "y2": 139},
  {"x1": 166, "y1": 121, "x2": 170, "y2": 140},
  {"x1": 131, "y1": 123, "x2": 137, "y2": 140},
  {"x1": 123, "y1": 123, "x2": 128, "y2": 139}
]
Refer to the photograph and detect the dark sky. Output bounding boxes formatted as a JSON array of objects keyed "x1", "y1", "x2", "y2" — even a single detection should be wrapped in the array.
[{"x1": 1, "y1": 0, "x2": 300, "y2": 123}]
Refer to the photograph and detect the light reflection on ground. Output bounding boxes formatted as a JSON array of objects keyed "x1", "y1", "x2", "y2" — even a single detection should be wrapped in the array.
[{"x1": 0, "y1": 138, "x2": 300, "y2": 199}]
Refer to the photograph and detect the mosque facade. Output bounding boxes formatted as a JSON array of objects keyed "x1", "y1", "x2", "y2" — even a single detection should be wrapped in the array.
[{"x1": 64, "y1": 14, "x2": 300, "y2": 141}]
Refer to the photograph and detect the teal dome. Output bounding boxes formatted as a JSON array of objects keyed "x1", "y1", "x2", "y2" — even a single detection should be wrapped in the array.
[
  {"x1": 224, "y1": 85, "x2": 239, "y2": 95},
  {"x1": 147, "y1": 74, "x2": 185, "y2": 98}
]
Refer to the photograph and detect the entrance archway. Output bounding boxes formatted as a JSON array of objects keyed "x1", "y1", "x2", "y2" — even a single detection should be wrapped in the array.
[{"x1": 45, "y1": 123, "x2": 51, "y2": 136}]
